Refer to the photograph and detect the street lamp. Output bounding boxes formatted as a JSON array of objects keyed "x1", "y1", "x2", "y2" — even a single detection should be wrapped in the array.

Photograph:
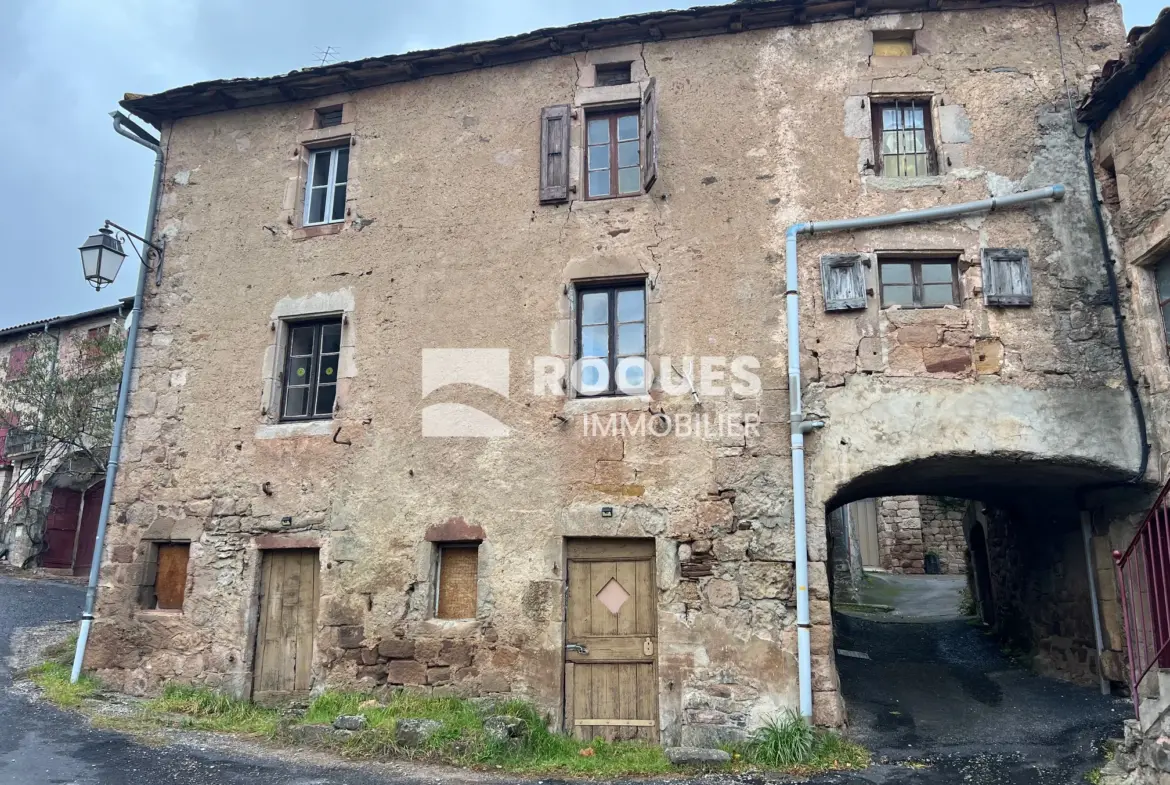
[{"x1": 78, "y1": 220, "x2": 164, "y2": 291}]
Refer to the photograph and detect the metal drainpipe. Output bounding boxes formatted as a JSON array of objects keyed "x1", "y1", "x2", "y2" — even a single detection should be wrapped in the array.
[
  {"x1": 70, "y1": 114, "x2": 164, "y2": 683},
  {"x1": 1081, "y1": 510, "x2": 1110, "y2": 696},
  {"x1": 785, "y1": 183, "x2": 1066, "y2": 718}
]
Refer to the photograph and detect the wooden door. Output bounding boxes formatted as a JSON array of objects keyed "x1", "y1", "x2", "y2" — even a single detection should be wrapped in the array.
[
  {"x1": 252, "y1": 549, "x2": 319, "y2": 701},
  {"x1": 564, "y1": 539, "x2": 658, "y2": 742},
  {"x1": 849, "y1": 499, "x2": 880, "y2": 568},
  {"x1": 43, "y1": 488, "x2": 82, "y2": 569},
  {"x1": 72, "y1": 482, "x2": 104, "y2": 576}
]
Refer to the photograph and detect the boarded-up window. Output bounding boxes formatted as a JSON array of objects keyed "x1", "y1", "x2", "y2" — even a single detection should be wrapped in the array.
[
  {"x1": 872, "y1": 31, "x2": 914, "y2": 56},
  {"x1": 83, "y1": 325, "x2": 109, "y2": 361},
  {"x1": 539, "y1": 104, "x2": 572, "y2": 204},
  {"x1": 6, "y1": 345, "x2": 33, "y2": 380},
  {"x1": 435, "y1": 545, "x2": 478, "y2": 619},
  {"x1": 595, "y1": 62, "x2": 632, "y2": 86},
  {"x1": 141, "y1": 542, "x2": 190, "y2": 610},
  {"x1": 821, "y1": 253, "x2": 869, "y2": 311},
  {"x1": 981, "y1": 248, "x2": 1033, "y2": 306},
  {"x1": 316, "y1": 106, "x2": 344, "y2": 128}
]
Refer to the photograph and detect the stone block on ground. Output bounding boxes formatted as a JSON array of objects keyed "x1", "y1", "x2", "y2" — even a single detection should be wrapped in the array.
[
  {"x1": 333, "y1": 714, "x2": 367, "y2": 731},
  {"x1": 483, "y1": 714, "x2": 527, "y2": 743},
  {"x1": 395, "y1": 717, "x2": 444, "y2": 747},
  {"x1": 665, "y1": 747, "x2": 732, "y2": 765}
]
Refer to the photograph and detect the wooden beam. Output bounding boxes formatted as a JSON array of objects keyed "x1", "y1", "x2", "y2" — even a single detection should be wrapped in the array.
[
  {"x1": 854, "y1": 0, "x2": 869, "y2": 17},
  {"x1": 575, "y1": 719, "x2": 655, "y2": 727},
  {"x1": 277, "y1": 83, "x2": 299, "y2": 101}
]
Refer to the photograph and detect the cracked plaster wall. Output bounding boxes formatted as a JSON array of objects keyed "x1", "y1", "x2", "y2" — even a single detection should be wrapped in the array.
[{"x1": 84, "y1": 0, "x2": 1133, "y2": 742}]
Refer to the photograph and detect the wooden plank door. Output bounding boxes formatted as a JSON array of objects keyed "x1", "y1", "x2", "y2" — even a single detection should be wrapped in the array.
[
  {"x1": 72, "y1": 482, "x2": 104, "y2": 576},
  {"x1": 43, "y1": 488, "x2": 82, "y2": 569},
  {"x1": 252, "y1": 549, "x2": 319, "y2": 701},
  {"x1": 850, "y1": 499, "x2": 880, "y2": 568},
  {"x1": 564, "y1": 539, "x2": 658, "y2": 742}
]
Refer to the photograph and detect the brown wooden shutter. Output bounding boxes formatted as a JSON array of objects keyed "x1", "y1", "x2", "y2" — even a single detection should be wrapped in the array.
[
  {"x1": 982, "y1": 248, "x2": 1032, "y2": 306},
  {"x1": 154, "y1": 543, "x2": 190, "y2": 609},
  {"x1": 539, "y1": 104, "x2": 572, "y2": 204},
  {"x1": 821, "y1": 253, "x2": 869, "y2": 311},
  {"x1": 641, "y1": 77, "x2": 658, "y2": 192},
  {"x1": 436, "y1": 545, "x2": 479, "y2": 619}
]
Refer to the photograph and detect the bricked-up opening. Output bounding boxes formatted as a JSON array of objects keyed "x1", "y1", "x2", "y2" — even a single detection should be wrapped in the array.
[
  {"x1": 435, "y1": 544, "x2": 478, "y2": 619},
  {"x1": 594, "y1": 61, "x2": 632, "y2": 86},
  {"x1": 316, "y1": 105, "x2": 344, "y2": 128},
  {"x1": 140, "y1": 542, "x2": 190, "y2": 610}
]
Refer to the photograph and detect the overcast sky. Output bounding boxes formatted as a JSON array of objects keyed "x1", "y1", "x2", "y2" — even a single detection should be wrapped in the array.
[{"x1": 0, "y1": 0, "x2": 1163, "y2": 327}]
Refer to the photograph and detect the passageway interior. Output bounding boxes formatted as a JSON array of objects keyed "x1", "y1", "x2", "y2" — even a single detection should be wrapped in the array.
[{"x1": 825, "y1": 457, "x2": 1139, "y2": 783}]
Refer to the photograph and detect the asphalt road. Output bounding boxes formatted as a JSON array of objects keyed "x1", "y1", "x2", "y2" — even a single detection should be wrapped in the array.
[{"x1": 0, "y1": 574, "x2": 1131, "y2": 784}]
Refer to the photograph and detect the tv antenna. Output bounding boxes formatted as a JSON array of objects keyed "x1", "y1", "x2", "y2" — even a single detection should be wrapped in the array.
[{"x1": 313, "y1": 46, "x2": 340, "y2": 66}]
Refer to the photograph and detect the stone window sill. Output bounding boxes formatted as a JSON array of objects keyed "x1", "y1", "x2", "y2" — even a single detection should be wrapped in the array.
[
  {"x1": 255, "y1": 420, "x2": 335, "y2": 440},
  {"x1": 562, "y1": 395, "x2": 652, "y2": 416},
  {"x1": 136, "y1": 609, "x2": 184, "y2": 618},
  {"x1": 292, "y1": 222, "x2": 345, "y2": 241}
]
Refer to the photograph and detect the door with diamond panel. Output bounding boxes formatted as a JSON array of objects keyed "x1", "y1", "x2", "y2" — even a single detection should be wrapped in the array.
[{"x1": 564, "y1": 539, "x2": 658, "y2": 742}]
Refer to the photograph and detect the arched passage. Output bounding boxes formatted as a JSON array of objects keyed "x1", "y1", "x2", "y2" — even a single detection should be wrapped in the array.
[{"x1": 820, "y1": 451, "x2": 1144, "y2": 772}]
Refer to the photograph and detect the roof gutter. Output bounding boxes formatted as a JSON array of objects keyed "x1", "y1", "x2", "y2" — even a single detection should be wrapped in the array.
[
  {"x1": 70, "y1": 114, "x2": 163, "y2": 683},
  {"x1": 785, "y1": 184, "x2": 1066, "y2": 718}
]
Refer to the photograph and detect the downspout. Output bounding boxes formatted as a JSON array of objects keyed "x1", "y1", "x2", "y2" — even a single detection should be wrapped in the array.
[
  {"x1": 71, "y1": 113, "x2": 164, "y2": 683},
  {"x1": 785, "y1": 184, "x2": 1066, "y2": 718}
]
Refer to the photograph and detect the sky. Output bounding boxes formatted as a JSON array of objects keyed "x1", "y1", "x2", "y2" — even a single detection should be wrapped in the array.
[{"x1": 0, "y1": 0, "x2": 1164, "y2": 327}]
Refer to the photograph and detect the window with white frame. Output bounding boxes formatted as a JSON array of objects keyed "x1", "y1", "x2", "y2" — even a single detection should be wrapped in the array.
[{"x1": 303, "y1": 145, "x2": 349, "y2": 226}]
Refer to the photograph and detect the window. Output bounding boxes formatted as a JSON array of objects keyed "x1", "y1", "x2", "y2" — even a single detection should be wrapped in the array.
[
  {"x1": 316, "y1": 105, "x2": 344, "y2": 128},
  {"x1": 1156, "y1": 260, "x2": 1170, "y2": 349},
  {"x1": 595, "y1": 62, "x2": 632, "y2": 86},
  {"x1": 6, "y1": 344, "x2": 33, "y2": 381},
  {"x1": 575, "y1": 281, "x2": 648, "y2": 396},
  {"x1": 141, "y1": 542, "x2": 190, "y2": 610},
  {"x1": 585, "y1": 110, "x2": 641, "y2": 199},
  {"x1": 435, "y1": 545, "x2": 478, "y2": 619},
  {"x1": 879, "y1": 257, "x2": 959, "y2": 308},
  {"x1": 872, "y1": 99, "x2": 935, "y2": 177},
  {"x1": 303, "y1": 145, "x2": 349, "y2": 225},
  {"x1": 281, "y1": 318, "x2": 342, "y2": 421},
  {"x1": 872, "y1": 31, "x2": 914, "y2": 56},
  {"x1": 83, "y1": 325, "x2": 109, "y2": 361}
]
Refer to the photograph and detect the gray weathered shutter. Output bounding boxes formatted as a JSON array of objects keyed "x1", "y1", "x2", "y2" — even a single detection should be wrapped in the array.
[
  {"x1": 539, "y1": 104, "x2": 571, "y2": 204},
  {"x1": 821, "y1": 253, "x2": 869, "y2": 311},
  {"x1": 641, "y1": 77, "x2": 658, "y2": 192},
  {"x1": 982, "y1": 248, "x2": 1033, "y2": 306}
]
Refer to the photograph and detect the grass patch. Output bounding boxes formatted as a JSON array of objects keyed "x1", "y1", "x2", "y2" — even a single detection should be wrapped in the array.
[
  {"x1": 41, "y1": 633, "x2": 79, "y2": 667},
  {"x1": 298, "y1": 691, "x2": 672, "y2": 776},
  {"x1": 1085, "y1": 766, "x2": 1104, "y2": 784},
  {"x1": 728, "y1": 710, "x2": 869, "y2": 775},
  {"x1": 27, "y1": 661, "x2": 99, "y2": 708},
  {"x1": 146, "y1": 684, "x2": 281, "y2": 736}
]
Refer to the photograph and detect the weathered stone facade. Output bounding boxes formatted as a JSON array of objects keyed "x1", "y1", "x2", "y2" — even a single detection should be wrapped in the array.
[
  {"x1": 84, "y1": 0, "x2": 1151, "y2": 744},
  {"x1": 918, "y1": 496, "x2": 968, "y2": 574},
  {"x1": 875, "y1": 495, "x2": 967, "y2": 574}
]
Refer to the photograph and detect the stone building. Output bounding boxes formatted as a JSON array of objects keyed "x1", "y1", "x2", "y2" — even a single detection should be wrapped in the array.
[
  {"x1": 84, "y1": 0, "x2": 1157, "y2": 744},
  {"x1": 0, "y1": 300, "x2": 130, "y2": 572}
]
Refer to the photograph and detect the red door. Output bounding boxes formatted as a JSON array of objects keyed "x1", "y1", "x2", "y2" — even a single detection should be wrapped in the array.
[
  {"x1": 73, "y1": 483, "x2": 104, "y2": 576},
  {"x1": 43, "y1": 488, "x2": 82, "y2": 569}
]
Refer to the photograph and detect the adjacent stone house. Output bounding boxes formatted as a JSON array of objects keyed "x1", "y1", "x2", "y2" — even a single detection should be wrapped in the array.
[
  {"x1": 0, "y1": 300, "x2": 130, "y2": 572},
  {"x1": 85, "y1": 0, "x2": 1156, "y2": 744}
]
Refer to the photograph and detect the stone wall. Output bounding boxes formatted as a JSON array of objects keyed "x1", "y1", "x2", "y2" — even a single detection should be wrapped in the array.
[
  {"x1": 919, "y1": 497, "x2": 968, "y2": 575},
  {"x1": 84, "y1": 0, "x2": 1135, "y2": 744},
  {"x1": 877, "y1": 496, "x2": 924, "y2": 573}
]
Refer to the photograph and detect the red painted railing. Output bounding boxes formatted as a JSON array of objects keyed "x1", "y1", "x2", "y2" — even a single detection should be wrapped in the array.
[{"x1": 1114, "y1": 476, "x2": 1170, "y2": 718}]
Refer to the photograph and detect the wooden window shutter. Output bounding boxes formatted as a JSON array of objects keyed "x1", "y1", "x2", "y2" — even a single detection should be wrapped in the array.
[
  {"x1": 821, "y1": 253, "x2": 869, "y2": 311},
  {"x1": 6, "y1": 345, "x2": 32, "y2": 380},
  {"x1": 539, "y1": 104, "x2": 572, "y2": 204},
  {"x1": 436, "y1": 546, "x2": 478, "y2": 619},
  {"x1": 982, "y1": 248, "x2": 1033, "y2": 306},
  {"x1": 154, "y1": 543, "x2": 190, "y2": 610},
  {"x1": 641, "y1": 77, "x2": 659, "y2": 192}
]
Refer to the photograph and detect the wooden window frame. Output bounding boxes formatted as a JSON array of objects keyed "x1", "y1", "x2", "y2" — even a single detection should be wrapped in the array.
[
  {"x1": 1156, "y1": 258, "x2": 1170, "y2": 353},
  {"x1": 584, "y1": 107, "x2": 642, "y2": 201},
  {"x1": 279, "y1": 317, "x2": 342, "y2": 423},
  {"x1": 302, "y1": 144, "x2": 350, "y2": 226},
  {"x1": 140, "y1": 541, "x2": 190, "y2": 611},
  {"x1": 878, "y1": 256, "x2": 960, "y2": 309},
  {"x1": 434, "y1": 543, "x2": 480, "y2": 620},
  {"x1": 871, "y1": 97, "x2": 937, "y2": 177},
  {"x1": 574, "y1": 278, "x2": 648, "y2": 397}
]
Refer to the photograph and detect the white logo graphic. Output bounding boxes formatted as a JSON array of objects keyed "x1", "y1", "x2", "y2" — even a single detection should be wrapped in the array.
[{"x1": 421, "y1": 349, "x2": 511, "y2": 437}]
